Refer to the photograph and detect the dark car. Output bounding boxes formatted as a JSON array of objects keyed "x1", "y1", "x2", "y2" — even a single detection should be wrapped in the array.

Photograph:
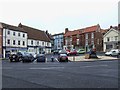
[
  {"x1": 53, "y1": 50, "x2": 59, "y2": 54},
  {"x1": 58, "y1": 54, "x2": 68, "y2": 62},
  {"x1": 9, "y1": 52, "x2": 34, "y2": 62},
  {"x1": 9, "y1": 52, "x2": 19, "y2": 62},
  {"x1": 36, "y1": 54, "x2": 46, "y2": 62}
]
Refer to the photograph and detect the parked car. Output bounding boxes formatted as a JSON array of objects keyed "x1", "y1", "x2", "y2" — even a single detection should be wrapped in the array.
[
  {"x1": 77, "y1": 49, "x2": 85, "y2": 54},
  {"x1": 28, "y1": 52, "x2": 37, "y2": 58},
  {"x1": 53, "y1": 50, "x2": 59, "y2": 54},
  {"x1": 68, "y1": 49, "x2": 77, "y2": 56},
  {"x1": 105, "y1": 49, "x2": 120, "y2": 56},
  {"x1": 58, "y1": 54, "x2": 68, "y2": 62},
  {"x1": 9, "y1": 52, "x2": 19, "y2": 62},
  {"x1": 58, "y1": 50, "x2": 67, "y2": 55},
  {"x1": 9, "y1": 52, "x2": 34, "y2": 62},
  {"x1": 36, "y1": 54, "x2": 46, "y2": 62}
]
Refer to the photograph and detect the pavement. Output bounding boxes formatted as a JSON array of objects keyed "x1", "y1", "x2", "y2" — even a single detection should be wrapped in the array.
[{"x1": 68, "y1": 55, "x2": 119, "y2": 62}]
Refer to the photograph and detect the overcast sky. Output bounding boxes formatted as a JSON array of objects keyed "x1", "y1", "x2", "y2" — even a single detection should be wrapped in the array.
[{"x1": 0, "y1": 0, "x2": 119, "y2": 34}]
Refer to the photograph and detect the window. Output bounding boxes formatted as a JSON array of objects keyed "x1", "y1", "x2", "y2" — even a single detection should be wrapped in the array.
[
  {"x1": 86, "y1": 40, "x2": 88, "y2": 45},
  {"x1": 18, "y1": 33, "x2": 20, "y2": 36},
  {"x1": 23, "y1": 41, "x2": 25, "y2": 46},
  {"x1": 7, "y1": 39, "x2": 10, "y2": 44},
  {"x1": 86, "y1": 33, "x2": 88, "y2": 39},
  {"x1": 115, "y1": 36, "x2": 118, "y2": 41},
  {"x1": 107, "y1": 37, "x2": 110, "y2": 42},
  {"x1": 37, "y1": 41, "x2": 39, "y2": 45},
  {"x1": 13, "y1": 40, "x2": 15, "y2": 45},
  {"x1": 42, "y1": 42, "x2": 44, "y2": 46},
  {"x1": 91, "y1": 33, "x2": 94, "y2": 38},
  {"x1": 18, "y1": 41, "x2": 20, "y2": 45},
  {"x1": 31, "y1": 40, "x2": 33, "y2": 45},
  {"x1": 77, "y1": 39, "x2": 79, "y2": 45},
  {"x1": 47, "y1": 42, "x2": 49, "y2": 46},
  {"x1": 23, "y1": 34, "x2": 25, "y2": 37},
  {"x1": 13, "y1": 32, "x2": 15, "y2": 36},
  {"x1": 7, "y1": 31, "x2": 10, "y2": 35}
]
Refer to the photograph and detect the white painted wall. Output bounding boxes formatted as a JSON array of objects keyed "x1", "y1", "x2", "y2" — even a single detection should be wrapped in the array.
[{"x1": 3, "y1": 29, "x2": 27, "y2": 47}]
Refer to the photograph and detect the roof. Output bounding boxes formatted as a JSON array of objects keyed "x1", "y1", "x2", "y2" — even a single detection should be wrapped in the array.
[
  {"x1": 64, "y1": 25, "x2": 100, "y2": 37},
  {"x1": 52, "y1": 33, "x2": 64, "y2": 36},
  {"x1": 0, "y1": 22, "x2": 27, "y2": 33},
  {"x1": 18, "y1": 23, "x2": 50, "y2": 42},
  {"x1": 103, "y1": 28, "x2": 120, "y2": 37},
  {"x1": 64, "y1": 30, "x2": 81, "y2": 37},
  {"x1": 83, "y1": 25, "x2": 99, "y2": 33}
]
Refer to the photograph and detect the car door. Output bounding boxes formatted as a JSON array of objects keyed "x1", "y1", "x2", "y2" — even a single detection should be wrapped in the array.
[{"x1": 112, "y1": 51, "x2": 117, "y2": 56}]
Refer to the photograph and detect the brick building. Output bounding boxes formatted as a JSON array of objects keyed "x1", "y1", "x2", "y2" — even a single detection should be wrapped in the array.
[{"x1": 64, "y1": 24, "x2": 103, "y2": 52}]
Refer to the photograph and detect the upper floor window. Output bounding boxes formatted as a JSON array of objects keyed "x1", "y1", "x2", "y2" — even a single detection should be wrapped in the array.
[
  {"x1": 115, "y1": 36, "x2": 118, "y2": 41},
  {"x1": 23, "y1": 34, "x2": 25, "y2": 37},
  {"x1": 86, "y1": 33, "x2": 88, "y2": 39},
  {"x1": 18, "y1": 40, "x2": 20, "y2": 45},
  {"x1": 42, "y1": 42, "x2": 44, "y2": 46},
  {"x1": 31, "y1": 40, "x2": 33, "y2": 45},
  {"x1": 7, "y1": 39, "x2": 10, "y2": 44},
  {"x1": 107, "y1": 37, "x2": 110, "y2": 42},
  {"x1": 47, "y1": 42, "x2": 49, "y2": 46},
  {"x1": 18, "y1": 33, "x2": 20, "y2": 37},
  {"x1": 7, "y1": 31, "x2": 10, "y2": 35},
  {"x1": 37, "y1": 41, "x2": 39, "y2": 45},
  {"x1": 91, "y1": 33, "x2": 94, "y2": 38},
  {"x1": 13, "y1": 40, "x2": 15, "y2": 45},
  {"x1": 77, "y1": 39, "x2": 79, "y2": 45},
  {"x1": 13, "y1": 32, "x2": 15, "y2": 36},
  {"x1": 23, "y1": 41, "x2": 25, "y2": 46}
]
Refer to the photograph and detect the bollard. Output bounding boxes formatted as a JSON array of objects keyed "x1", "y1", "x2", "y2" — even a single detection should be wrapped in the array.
[{"x1": 73, "y1": 56, "x2": 75, "y2": 61}]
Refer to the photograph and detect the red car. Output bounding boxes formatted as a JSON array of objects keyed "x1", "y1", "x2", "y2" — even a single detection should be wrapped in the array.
[{"x1": 68, "y1": 49, "x2": 77, "y2": 56}]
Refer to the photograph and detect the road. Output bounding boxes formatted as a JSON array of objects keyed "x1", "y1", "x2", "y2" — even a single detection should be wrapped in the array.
[{"x1": 1, "y1": 57, "x2": 119, "y2": 89}]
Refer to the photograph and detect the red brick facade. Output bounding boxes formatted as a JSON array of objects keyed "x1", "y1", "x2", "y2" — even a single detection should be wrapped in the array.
[{"x1": 64, "y1": 24, "x2": 103, "y2": 51}]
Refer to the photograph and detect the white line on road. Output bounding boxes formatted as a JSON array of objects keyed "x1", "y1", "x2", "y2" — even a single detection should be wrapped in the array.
[
  {"x1": 29, "y1": 67, "x2": 64, "y2": 70},
  {"x1": 80, "y1": 65, "x2": 108, "y2": 68}
]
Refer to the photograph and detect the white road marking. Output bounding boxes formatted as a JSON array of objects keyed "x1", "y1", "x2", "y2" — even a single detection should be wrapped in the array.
[
  {"x1": 0, "y1": 67, "x2": 12, "y2": 69},
  {"x1": 80, "y1": 65, "x2": 108, "y2": 68},
  {"x1": 29, "y1": 67, "x2": 64, "y2": 70}
]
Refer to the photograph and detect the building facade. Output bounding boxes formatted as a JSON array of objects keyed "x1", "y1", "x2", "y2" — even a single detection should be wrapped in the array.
[
  {"x1": 18, "y1": 23, "x2": 51, "y2": 54},
  {"x1": 52, "y1": 33, "x2": 64, "y2": 50},
  {"x1": 64, "y1": 24, "x2": 103, "y2": 52},
  {"x1": 0, "y1": 23, "x2": 27, "y2": 58},
  {"x1": 103, "y1": 28, "x2": 120, "y2": 52}
]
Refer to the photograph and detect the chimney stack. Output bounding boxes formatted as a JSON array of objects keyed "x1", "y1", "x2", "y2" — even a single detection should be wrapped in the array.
[{"x1": 65, "y1": 28, "x2": 69, "y2": 33}]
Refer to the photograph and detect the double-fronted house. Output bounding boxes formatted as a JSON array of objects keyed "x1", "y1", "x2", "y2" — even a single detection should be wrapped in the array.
[
  {"x1": 103, "y1": 27, "x2": 120, "y2": 52},
  {"x1": 18, "y1": 23, "x2": 51, "y2": 54},
  {"x1": 0, "y1": 22, "x2": 28, "y2": 58}
]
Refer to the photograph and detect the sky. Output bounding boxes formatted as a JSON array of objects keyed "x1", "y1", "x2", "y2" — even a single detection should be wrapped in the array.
[{"x1": 0, "y1": 0, "x2": 119, "y2": 34}]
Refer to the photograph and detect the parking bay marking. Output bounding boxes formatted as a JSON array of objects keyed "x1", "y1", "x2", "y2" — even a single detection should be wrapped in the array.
[{"x1": 29, "y1": 67, "x2": 64, "y2": 70}]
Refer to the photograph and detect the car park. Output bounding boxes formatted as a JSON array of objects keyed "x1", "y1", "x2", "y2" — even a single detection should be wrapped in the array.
[
  {"x1": 35, "y1": 54, "x2": 46, "y2": 62},
  {"x1": 105, "y1": 49, "x2": 120, "y2": 56},
  {"x1": 58, "y1": 54, "x2": 68, "y2": 62},
  {"x1": 77, "y1": 49, "x2": 85, "y2": 54}
]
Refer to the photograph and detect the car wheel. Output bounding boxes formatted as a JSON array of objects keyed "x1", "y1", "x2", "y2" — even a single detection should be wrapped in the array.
[{"x1": 10, "y1": 59, "x2": 13, "y2": 62}]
